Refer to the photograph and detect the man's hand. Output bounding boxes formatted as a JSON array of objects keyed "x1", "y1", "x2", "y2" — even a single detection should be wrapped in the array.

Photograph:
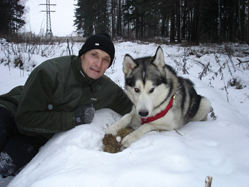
[{"x1": 74, "y1": 104, "x2": 95, "y2": 125}]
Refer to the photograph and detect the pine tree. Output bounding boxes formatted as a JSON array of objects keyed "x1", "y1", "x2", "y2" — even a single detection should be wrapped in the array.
[
  {"x1": 0, "y1": 0, "x2": 25, "y2": 34},
  {"x1": 74, "y1": 0, "x2": 110, "y2": 37}
]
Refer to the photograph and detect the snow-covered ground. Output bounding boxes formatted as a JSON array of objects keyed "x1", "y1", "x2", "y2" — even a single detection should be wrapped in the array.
[{"x1": 0, "y1": 41, "x2": 249, "y2": 187}]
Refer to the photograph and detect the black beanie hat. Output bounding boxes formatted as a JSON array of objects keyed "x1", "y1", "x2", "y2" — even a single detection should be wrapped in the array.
[{"x1": 78, "y1": 33, "x2": 115, "y2": 67}]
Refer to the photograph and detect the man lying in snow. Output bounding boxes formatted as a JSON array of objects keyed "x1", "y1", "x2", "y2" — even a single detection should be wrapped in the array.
[{"x1": 0, "y1": 33, "x2": 132, "y2": 177}]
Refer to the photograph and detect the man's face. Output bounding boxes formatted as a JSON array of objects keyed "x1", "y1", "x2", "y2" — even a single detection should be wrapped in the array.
[{"x1": 80, "y1": 49, "x2": 111, "y2": 79}]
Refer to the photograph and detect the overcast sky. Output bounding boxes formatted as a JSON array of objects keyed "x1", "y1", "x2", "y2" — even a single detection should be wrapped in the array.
[{"x1": 23, "y1": 0, "x2": 76, "y2": 36}]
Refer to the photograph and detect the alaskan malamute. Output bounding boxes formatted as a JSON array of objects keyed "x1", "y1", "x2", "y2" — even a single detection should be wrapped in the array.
[{"x1": 106, "y1": 46, "x2": 211, "y2": 148}]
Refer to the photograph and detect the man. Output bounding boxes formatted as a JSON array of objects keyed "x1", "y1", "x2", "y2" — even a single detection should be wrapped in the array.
[{"x1": 0, "y1": 33, "x2": 132, "y2": 177}]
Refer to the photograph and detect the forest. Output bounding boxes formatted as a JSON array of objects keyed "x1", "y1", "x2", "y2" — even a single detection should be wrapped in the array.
[
  {"x1": 0, "y1": 0, "x2": 248, "y2": 45},
  {"x1": 74, "y1": 0, "x2": 249, "y2": 44}
]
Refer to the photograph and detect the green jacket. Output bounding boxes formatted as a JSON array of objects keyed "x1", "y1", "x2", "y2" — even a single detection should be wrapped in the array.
[{"x1": 0, "y1": 56, "x2": 132, "y2": 139}]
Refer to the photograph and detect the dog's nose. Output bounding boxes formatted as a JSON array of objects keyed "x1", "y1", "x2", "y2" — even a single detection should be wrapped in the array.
[{"x1": 139, "y1": 110, "x2": 149, "y2": 117}]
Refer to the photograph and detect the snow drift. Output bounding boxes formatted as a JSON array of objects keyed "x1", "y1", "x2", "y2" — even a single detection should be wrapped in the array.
[{"x1": 0, "y1": 41, "x2": 248, "y2": 187}]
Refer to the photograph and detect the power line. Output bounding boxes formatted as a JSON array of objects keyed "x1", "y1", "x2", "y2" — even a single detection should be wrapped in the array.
[{"x1": 40, "y1": 0, "x2": 56, "y2": 37}]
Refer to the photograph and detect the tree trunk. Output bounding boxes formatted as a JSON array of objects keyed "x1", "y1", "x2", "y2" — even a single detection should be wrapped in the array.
[
  {"x1": 170, "y1": 2, "x2": 175, "y2": 43},
  {"x1": 176, "y1": 0, "x2": 181, "y2": 43},
  {"x1": 218, "y1": 0, "x2": 222, "y2": 43},
  {"x1": 237, "y1": 0, "x2": 241, "y2": 40},
  {"x1": 161, "y1": 14, "x2": 166, "y2": 37},
  {"x1": 192, "y1": 0, "x2": 200, "y2": 45},
  {"x1": 248, "y1": 0, "x2": 249, "y2": 44},
  {"x1": 117, "y1": 0, "x2": 122, "y2": 36},
  {"x1": 111, "y1": 0, "x2": 116, "y2": 37}
]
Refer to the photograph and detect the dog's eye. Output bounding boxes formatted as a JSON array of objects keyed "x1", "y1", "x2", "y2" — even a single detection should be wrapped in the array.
[
  {"x1": 148, "y1": 88, "x2": 154, "y2": 94},
  {"x1": 134, "y1": 88, "x2": 140, "y2": 93}
]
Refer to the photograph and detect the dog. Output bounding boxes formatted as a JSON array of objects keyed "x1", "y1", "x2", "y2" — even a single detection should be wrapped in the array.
[{"x1": 106, "y1": 46, "x2": 211, "y2": 148}]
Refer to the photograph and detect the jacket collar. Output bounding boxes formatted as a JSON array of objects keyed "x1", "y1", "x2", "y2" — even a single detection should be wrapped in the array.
[{"x1": 72, "y1": 56, "x2": 94, "y2": 85}]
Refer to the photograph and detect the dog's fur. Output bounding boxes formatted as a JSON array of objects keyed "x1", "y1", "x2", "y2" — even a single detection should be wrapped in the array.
[{"x1": 106, "y1": 46, "x2": 211, "y2": 148}]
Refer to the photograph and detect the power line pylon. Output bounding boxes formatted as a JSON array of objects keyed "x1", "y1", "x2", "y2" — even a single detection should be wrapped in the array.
[{"x1": 40, "y1": 0, "x2": 56, "y2": 37}]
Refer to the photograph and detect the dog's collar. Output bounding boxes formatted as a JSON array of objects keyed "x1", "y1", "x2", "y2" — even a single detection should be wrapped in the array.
[{"x1": 141, "y1": 95, "x2": 175, "y2": 125}]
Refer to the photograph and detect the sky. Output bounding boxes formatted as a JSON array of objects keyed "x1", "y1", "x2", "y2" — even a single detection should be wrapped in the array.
[{"x1": 22, "y1": 0, "x2": 76, "y2": 36}]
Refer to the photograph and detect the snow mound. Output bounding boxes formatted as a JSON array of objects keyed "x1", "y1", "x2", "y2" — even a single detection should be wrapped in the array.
[
  {"x1": 8, "y1": 95, "x2": 249, "y2": 187},
  {"x1": 1, "y1": 41, "x2": 249, "y2": 187}
]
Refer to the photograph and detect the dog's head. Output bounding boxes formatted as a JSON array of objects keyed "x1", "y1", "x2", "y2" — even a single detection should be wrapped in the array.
[{"x1": 122, "y1": 46, "x2": 174, "y2": 118}]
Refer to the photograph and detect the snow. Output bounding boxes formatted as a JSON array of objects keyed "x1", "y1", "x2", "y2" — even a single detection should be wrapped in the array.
[{"x1": 0, "y1": 41, "x2": 249, "y2": 187}]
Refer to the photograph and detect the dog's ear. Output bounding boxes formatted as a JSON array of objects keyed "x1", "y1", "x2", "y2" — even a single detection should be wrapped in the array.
[
  {"x1": 123, "y1": 54, "x2": 137, "y2": 75},
  {"x1": 153, "y1": 46, "x2": 165, "y2": 67}
]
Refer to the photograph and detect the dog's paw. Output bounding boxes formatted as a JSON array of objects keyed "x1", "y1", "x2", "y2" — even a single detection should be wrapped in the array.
[
  {"x1": 106, "y1": 125, "x2": 118, "y2": 136},
  {"x1": 121, "y1": 134, "x2": 132, "y2": 148},
  {"x1": 121, "y1": 132, "x2": 139, "y2": 148}
]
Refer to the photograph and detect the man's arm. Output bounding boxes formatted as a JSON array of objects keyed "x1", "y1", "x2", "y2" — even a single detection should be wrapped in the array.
[
  {"x1": 109, "y1": 85, "x2": 133, "y2": 116},
  {"x1": 15, "y1": 68, "x2": 75, "y2": 135}
]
